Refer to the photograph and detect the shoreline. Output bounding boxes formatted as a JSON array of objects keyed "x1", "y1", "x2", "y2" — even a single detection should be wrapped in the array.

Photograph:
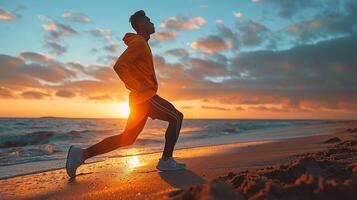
[
  {"x1": 0, "y1": 140, "x2": 273, "y2": 180},
  {"x1": 0, "y1": 121, "x2": 352, "y2": 180},
  {"x1": 0, "y1": 121, "x2": 356, "y2": 199}
]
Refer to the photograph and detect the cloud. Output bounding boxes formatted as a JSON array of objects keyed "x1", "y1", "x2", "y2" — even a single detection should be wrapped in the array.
[
  {"x1": 82, "y1": 64, "x2": 117, "y2": 81},
  {"x1": 90, "y1": 48, "x2": 98, "y2": 54},
  {"x1": 201, "y1": 105, "x2": 230, "y2": 111},
  {"x1": 0, "y1": 54, "x2": 41, "y2": 88},
  {"x1": 66, "y1": 62, "x2": 86, "y2": 73},
  {"x1": 56, "y1": 79, "x2": 125, "y2": 101},
  {"x1": 237, "y1": 20, "x2": 270, "y2": 46},
  {"x1": 45, "y1": 41, "x2": 67, "y2": 55},
  {"x1": 231, "y1": 36, "x2": 357, "y2": 84},
  {"x1": 216, "y1": 22, "x2": 239, "y2": 50},
  {"x1": 0, "y1": 8, "x2": 17, "y2": 21},
  {"x1": 96, "y1": 55, "x2": 116, "y2": 65},
  {"x1": 62, "y1": 11, "x2": 91, "y2": 23},
  {"x1": 0, "y1": 52, "x2": 126, "y2": 101},
  {"x1": 152, "y1": 35, "x2": 357, "y2": 114},
  {"x1": 187, "y1": 57, "x2": 229, "y2": 80},
  {"x1": 234, "y1": 12, "x2": 243, "y2": 18},
  {"x1": 87, "y1": 94, "x2": 113, "y2": 102},
  {"x1": 37, "y1": 15, "x2": 78, "y2": 55},
  {"x1": 0, "y1": 87, "x2": 14, "y2": 98},
  {"x1": 152, "y1": 54, "x2": 230, "y2": 98},
  {"x1": 89, "y1": 28, "x2": 113, "y2": 40},
  {"x1": 263, "y1": 0, "x2": 321, "y2": 18},
  {"x1": 103, "y1": 44, "x2": 118, "y2": 53},
  {"x1": 154, "y1": 53, "x2": 230, "y2": 87},
  {"x1": 191, "y1": 35, "x2": 232, "y2": 54},
  {"x1": 235, "y1": 106, "x2": 245, "y2": 111},
  {"x1": 160, "y1": 16, "x2": 206, "y2": 30},
  {"x1": 19, "y1": 52, "x2": 53, "y2": 62},
  {"x1": 47, "y1": 23, "x2": 78, "y2": 41},
  {"x1": 165, "y1": 48, "x2": 189, "y2": 59},
  {"x1": 55, "y1": 90, "x2": 76, "y2": 98},
  {"x1": 224, "y1": 36, "x2": 357, "y2": 110},
  {"x1": 0, "y1": 53, "x2": 77, "y2": 89},
  {"x1": 21, "y1": 91, "x2": 50, "y2": 99},
  {"x1": 248, "y1": 106, "x2": 292, "y2": 112},
  {"x1": 25, "y1": 63, "x2": 76, "y2": 83},
  {"x1": 152, "y1": 31, "x2": 178, "y2": 41},
  {"x1": 39, "y1": 17, "x2": 78, "y2": 41},
  {"x1": 281, "y1": 0, "x2": 357, "y2": 42},
  {"x1": 42, "y1": 21, "x2": 57, "y2": 31},
  {"x1": 1, "y1": 21, "x2": 356, "y2": 116}
]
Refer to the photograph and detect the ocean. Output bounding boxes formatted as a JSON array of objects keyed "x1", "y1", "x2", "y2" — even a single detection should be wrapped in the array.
[{"x1": 0, "y1": 118, "x2": 339, "y2": 179}]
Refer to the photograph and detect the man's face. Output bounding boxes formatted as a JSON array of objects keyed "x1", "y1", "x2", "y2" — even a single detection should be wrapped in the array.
[{"x1": 143, "y1": 17, "x2": 155, "y2": 34}]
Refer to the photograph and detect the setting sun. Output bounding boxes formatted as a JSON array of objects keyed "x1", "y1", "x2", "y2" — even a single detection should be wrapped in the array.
[{"x1": 119, "y1": 102, "x2": 131, "y2": 118}]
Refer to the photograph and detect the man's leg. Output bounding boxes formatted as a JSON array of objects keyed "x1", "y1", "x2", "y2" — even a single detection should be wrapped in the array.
[
  {"x1": 148, "y1": 95, "x2": 184, "y2": 159},
  {"x1": 83, "y1": 101, "x2": 151, "y2": 160}
]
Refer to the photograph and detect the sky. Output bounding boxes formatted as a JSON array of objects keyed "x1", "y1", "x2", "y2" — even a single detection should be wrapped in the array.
[{"x1": 0, "y1": 0, "x2": 357, "y2": 119}]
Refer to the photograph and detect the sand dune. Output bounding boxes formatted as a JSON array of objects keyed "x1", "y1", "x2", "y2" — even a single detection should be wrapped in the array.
[{"x1": 174, "y1": 135, "x2": 357, "y2": 199}]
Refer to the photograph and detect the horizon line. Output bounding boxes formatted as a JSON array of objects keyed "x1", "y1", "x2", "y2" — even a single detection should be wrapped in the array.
[{"x1": 0, "y1": 116, "x2": 356, "y2": 121}]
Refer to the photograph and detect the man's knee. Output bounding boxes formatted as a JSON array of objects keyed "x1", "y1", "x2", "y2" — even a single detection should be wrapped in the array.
[
  {"x1": 119, "y1": 133, "x2": 137, "y2": 146},
  {"x1": 176, "y1": 111, "x2": 184, "y2": 121},
  {"x1": 168, "y1": 111, "x2": 183, "y2": 124},
  {"x1": 123, "y1": 137, "x2": 136, "y2": 146}
]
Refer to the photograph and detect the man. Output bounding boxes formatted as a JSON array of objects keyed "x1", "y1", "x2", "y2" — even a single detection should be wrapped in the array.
[{"x1": 65, "y1": 10, "x2": 186, "y2": 178}]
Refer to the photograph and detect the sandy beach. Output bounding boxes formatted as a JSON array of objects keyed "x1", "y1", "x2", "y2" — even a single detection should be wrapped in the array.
[{"x1": 0, "y1": 121, "x2": 356, "y2": 200}]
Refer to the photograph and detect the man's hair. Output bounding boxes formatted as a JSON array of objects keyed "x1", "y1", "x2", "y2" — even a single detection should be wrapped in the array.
[{"x1": 129, "y1": 10, "x2": 147, "y2": 32}]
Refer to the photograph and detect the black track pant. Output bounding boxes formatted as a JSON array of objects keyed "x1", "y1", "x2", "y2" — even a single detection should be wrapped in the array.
[{"x1": 86, "y1": 94, "x2": 184, "y2": 158}]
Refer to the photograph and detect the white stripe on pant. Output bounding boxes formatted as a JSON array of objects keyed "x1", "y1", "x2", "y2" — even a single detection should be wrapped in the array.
[{"x1": 149, "y1": 98, "x2": 181, "y2": 139}]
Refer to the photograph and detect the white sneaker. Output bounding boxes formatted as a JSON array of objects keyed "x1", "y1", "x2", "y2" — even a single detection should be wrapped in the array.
[
  {"x1": 66, "y1": 146, "x2": 84, "y2": 178},
  {"x1": 156, "y1": 157, "x2": 186, "y2": 171}
]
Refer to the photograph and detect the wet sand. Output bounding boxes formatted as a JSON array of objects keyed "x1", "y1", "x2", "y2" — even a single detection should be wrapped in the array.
[{"x1": 0, "y1": 121, "x2": 356, "y2": 200}]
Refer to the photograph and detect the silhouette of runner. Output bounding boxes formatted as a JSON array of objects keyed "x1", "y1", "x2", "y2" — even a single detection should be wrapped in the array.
[{"x1": 66, "y1": 10, "x2": 186, "y2": 178}]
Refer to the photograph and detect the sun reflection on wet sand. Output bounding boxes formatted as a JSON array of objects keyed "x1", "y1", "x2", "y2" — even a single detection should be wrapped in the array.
[
  {"x1": 129, "y1": 156, "x2": 142, "y2": 167},
  {"x1": 121, "y1": 148, "x2": 147, "y2": 170},
  {"x1": 126, "y1": 155, "x2": 146, "y2": 170}
]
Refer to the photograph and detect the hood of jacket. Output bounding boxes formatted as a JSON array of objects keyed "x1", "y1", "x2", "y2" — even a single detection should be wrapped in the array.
[{"x1": 123, "y1": 33, "x2": 145, "y2": 46}]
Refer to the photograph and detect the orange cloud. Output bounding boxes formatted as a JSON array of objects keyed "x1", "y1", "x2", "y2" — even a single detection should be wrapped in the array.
[
  {"x1": 87, "y1": 94, "x2": 114, "y2": 102},
  {"x1": 160, "y1": 16, "x2": 206, "y2": 30},
  {"x1": 1, "y1": 33, "x2": 357, "y2": 118},
  {"x1": 55, "y1": 90, "x2": 76, "y2": 98},
  {"x1": 0, "y1": 8, "x2": 16, "y2": 21},
  {"x1": 0, "y1": 87, "x2": 14, "y2": 98},
  {"x1": 202, "y1": 105, "x2": 230, "y2": 111},
  {"x1": 21, "y1": 91, "x2": 50, "y2": 99},
  {"x1": 40, "y1": 19, "x2": 78, "y2": 41},
  {"x1": 19, "y1": 52, "x2": 53, "y2": 62},
  {"x1": 152, "y1": 31, "x2": 178, "y2": 41},
  {"x1": 103, "y1": 44, "x2": 118, "y2": 53},
  {"x1": 42, "y1": 22, "x2": 57, "y2": 31},
  {"x1": 84, "y1": 65, "x2": 117, "y2": 81},
  {"x1": 191, "y1": 36, "x2": 232, "y2": 54}
]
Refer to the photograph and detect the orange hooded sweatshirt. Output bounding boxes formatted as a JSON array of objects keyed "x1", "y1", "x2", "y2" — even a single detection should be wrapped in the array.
[{"x1": 113, "y1": 33, "x2": 158, "y2": 105}]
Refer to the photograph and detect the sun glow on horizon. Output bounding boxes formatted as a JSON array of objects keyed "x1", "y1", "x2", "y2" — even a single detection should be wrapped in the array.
[{"x1": 119, "y1": 102, "x2": 131, "y2": 118}]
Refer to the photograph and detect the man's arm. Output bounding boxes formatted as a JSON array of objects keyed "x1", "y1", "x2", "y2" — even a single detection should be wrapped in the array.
[{"x1": 113, "y1": 39, "x2": 146, "y2": 91}]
